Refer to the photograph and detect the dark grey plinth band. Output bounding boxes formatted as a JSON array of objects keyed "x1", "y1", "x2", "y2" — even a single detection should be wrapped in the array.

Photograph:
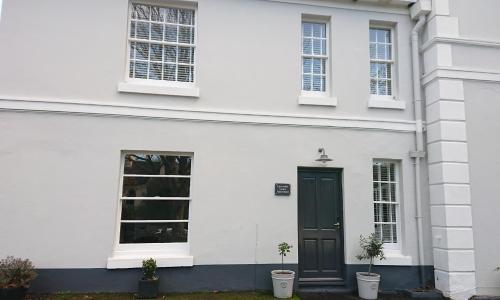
[{"x1": 30, "y1": 264, "x2": 433, "y2": 293}]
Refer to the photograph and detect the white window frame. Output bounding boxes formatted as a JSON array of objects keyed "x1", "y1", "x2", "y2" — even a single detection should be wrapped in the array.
[
  {"x1": 372, "y1": 160, "x2": 401, "y2": 251},
  {"x1": 301, "y1": 17, "x2": 330, "y2": 97},
  {"x1": 369, "y1": 25, "x2": 397, "y2": 101},
  {"x1": 118, "y1": 1, "x2": 199, "y2": 97},
  {"x1": 108, "y1": 151, "x2": 194, "y2": 269}
]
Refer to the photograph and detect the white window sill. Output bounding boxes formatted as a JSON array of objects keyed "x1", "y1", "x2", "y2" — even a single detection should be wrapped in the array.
[
  {"x1": 118, "y1": 81, "x2": 200, "y2": 98},
  {"x1": 373, "y1": 250, "x2": 413, "y2": 266},
  {"x1": 107, "y1": 243, "x2": 193, "y2": 269},
  {"x1": 368, "y1": 96, "x2": 405, "y2": 110},
  {"x1": 298, "y1": 95, "x2": 338, "y2": 107},
  {"x1": 107, "y1": 254, "x2": 194, "y2": 269}
]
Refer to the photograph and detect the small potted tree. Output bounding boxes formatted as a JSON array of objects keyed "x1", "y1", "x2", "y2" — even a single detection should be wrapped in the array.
[
  {"x1": 138, "y1": 258, "x2": 159, "y2": 299},
  {"x1": 356, "y1": 234, "x2": 385, "y2": 300},
  {"x1": 271, "y1": 242, "x2": 295, "y2": 299},
  {"x1": 0, "y1": 256, "x2": 37, "y2": 300}
]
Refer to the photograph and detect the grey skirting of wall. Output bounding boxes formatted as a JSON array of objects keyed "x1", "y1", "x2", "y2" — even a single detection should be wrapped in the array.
[{"x1": 30, "y1": 264, "x2": 434, "y2": 293}]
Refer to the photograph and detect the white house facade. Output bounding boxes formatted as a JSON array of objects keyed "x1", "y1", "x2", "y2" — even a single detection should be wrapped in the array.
[{"x1": 0, "y1": 0, "x2": 498, "y2": 299}]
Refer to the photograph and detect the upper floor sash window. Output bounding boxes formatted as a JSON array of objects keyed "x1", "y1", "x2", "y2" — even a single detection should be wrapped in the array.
[
  {"x1": 369, "y1": 27, "x2": 394, "y2": 96},
  {"x1": 128, "y1": 4, "x2": 196, "y2": 84}
]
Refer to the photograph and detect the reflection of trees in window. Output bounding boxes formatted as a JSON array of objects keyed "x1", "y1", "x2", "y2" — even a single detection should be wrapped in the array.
[{"x1": 119, "y1": 153, "x2": 192, "y2": 244}]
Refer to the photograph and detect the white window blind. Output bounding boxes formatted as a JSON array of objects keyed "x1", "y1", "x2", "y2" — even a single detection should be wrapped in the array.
[
  {"x1": 128, "y1": 4, "x2": 195, "y2": 83},
  {"x1": 302, "y1": 22, "x2": 328, "y2": 93},
  {"x1": 370, "y1": 28, "x2": 393, "y2": 96},
  {"x1": 373, "y1": 161, "x2": 399, "y2": 244}
]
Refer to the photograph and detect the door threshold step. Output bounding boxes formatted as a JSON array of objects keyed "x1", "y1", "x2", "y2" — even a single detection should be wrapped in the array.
[{"x1": 298, "y1": 286, "x2": 354, "y2": 294}]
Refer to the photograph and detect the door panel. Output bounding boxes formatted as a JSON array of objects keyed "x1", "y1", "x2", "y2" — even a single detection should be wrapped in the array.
[{"x1": 298, "y1": 168, "x2": 344, "y2": 282}]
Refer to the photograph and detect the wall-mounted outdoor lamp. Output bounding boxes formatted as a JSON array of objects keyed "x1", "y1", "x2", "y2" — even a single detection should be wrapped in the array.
[{"x1": 315, "y1": 148, "x2": 333, "y2": 163}]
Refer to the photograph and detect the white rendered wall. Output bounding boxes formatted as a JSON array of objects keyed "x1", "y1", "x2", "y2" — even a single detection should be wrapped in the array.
[
  {"x1": 0, "y1": 0, "x2": 436, "y2": 278},
  {"x1": 0, "y1": 111, "x2": 430, "y2": 268}
]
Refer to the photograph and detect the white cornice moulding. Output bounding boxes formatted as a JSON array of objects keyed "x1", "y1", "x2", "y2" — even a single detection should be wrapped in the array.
[
  {"x1": 266, "y1": 0, "x2": 411, "y2": 15},
  {"x1": 422, "y1": 66, "x2": 500, "y2": 85},
  {"x1": 421, "y1": 36, "x2": 500, "y2": 52},
  {"x1": 0, "y1": 97, "x2": 417, "y2": 132}
]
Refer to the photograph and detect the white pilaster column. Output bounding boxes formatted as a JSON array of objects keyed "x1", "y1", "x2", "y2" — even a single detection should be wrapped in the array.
[{"x1": 422, "y1": 1, "x2": 476, "y2": 299}]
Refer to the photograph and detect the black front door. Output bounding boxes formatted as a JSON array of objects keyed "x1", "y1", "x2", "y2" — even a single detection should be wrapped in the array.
[{"x1": 298, "y1": 168, "x2": 344, "y2": 284}]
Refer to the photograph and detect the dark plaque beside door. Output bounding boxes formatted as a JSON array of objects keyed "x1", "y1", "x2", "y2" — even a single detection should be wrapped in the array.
[{"x1": 275, "y1": 183, "x2": 291, "y2": 196}]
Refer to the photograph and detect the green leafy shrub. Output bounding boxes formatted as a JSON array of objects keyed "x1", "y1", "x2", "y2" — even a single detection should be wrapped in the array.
[
  {"x1": 0, "y1": 256, "x2": 37, "y2": 288},
  {"x1": 356, "y1": 234, "x2": 385, "y2": 275},
  {"x1": 142, "y1": 258, "x2": 158, "y2": 280},
  {"x1": 278, "y1": 242, "x2": 293, "y2": 272}
]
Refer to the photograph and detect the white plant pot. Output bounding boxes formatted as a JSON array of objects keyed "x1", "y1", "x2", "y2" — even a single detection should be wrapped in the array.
[
  {"x1": 271, "y1": 270, "x2": 295, "y2": 299},
  {"x1": 357, "y1": 272, "x2": 381, "y2": 300}
]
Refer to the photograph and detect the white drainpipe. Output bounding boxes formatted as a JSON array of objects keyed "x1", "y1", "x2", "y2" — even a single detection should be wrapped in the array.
[{"x1": 410, "y1": 13, "x2": 428, "y2": 286}]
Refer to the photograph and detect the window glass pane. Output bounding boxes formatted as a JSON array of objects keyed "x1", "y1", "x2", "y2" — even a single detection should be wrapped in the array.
[
  {"x1": 373, "y1": 183, "x2": 380, "y2": 202},
  {"x1": 178, "y1": 65, "x2": 194, "y2": 82},
  {"x1": 134, "y1": 42, "x2": 149, "y2": 60},
  {"x1": 370, "y1": 80, "x2": 377, "y2": 94},
  {"x1": 369, "y1": 43, "x2": 376, "y2": 59},
  {"x1": 150, "y1": 63, "x2": 162, "y2": 80},
  {"x1": 123, "y1": 177, "x2": 190, "y2": 197},
  {"x1": 370, "y1": 63, "x2": 377, "y2": 78},
  {"x1": 179, "y1": 26, "x2": 193, "y2": 44},
  {"x1": 133, "y1": 4, "x2": 150, "y2": 20},
  {"x1": 303, "y1": 74, "x2": 311, "y2": 91},
  {"x1": 378, "y1": 80, "x2": 388, "y2": 95},
  {"x1": 165, "y1": 8, "x2": 178, "y2": 23},
  {"x1": 179, "y1": 10, "x2": 194, "y2": 25},
  {"x1": 164, "y1": 25, "x2": 177, "y2": 42},
  {"x1": 130, "y1": 21, "x2": 137, "y2": 38},
  {"x1": 129, "y1": 61, "x2": 135, "y2": 77},
  {"x1": 380, "y1": 162, "x2": 389, "y2": 181},
  {"x1": 377, "y1": 44, "x2": 390, "y2": 60},
  {"x1": 178, "y1": 47, "x2": 193, "y2": 64},
  {"x1": 164, "y1": 45, "x2": 177, "y2": 63},
  {"x1": 374, "y1": 204, "x2": 380, "y2": 222},
  {"x1": 381, "y1": 224, "x2": 393, "y2": 243},
  {"x1": 302, "y1": 23, "x2": 312, "y2": 37},
  {"x1": 150, "y1": 44, "x2": 162, "y2": 62},
  {"x1": 150, "y1": 6, "x2": 163, "y2": 22},
  {"x1": 149, "y1": 62, "x2": 162, "y2": 80},
  {"x1": 313, "y1": 39, "x2": 322, "y2": 55},
  {"x1": 377, "y1": 29, "x2": 391, "y2": 43},
  {"x1": 313, "y1": 58, "x2": 321, "y2": 74},
  {"x1": 312, "y1": 23, "x2": 323, "y2": 38},
  {"x1": 164, "y1": 64, "x2": 176, "y2": 81},
  {"x1": 136, "y1": 21, "x2": 150, "y2": 40},
  {"x1": 134, "y1": 62, "x2": 148, "y2": 79},
  {"x1": 303, "y1": 58, "x2": 312, "y2": 74},
  {"x1": 121, "y1": 200, "x2": 189, "y2": 220},
  {"x1": 303, "y1": 38, "x2": 312, "y2": 55},
  {"x1": 151, "y1": 23, "x2": 163, "y2": 41},
  {"x1": 369, "y1": 29, "x2": 377, "y2": 43},
  {"x1": 312, "y1": 75, "x2": 322, "y2": 91},
  {"x1": 124, "y1": 154, "x2": 192, "y2": 175},
  {"x1": 120, "y1": 222, "x2": 188, "y2": 243},
  {"x1": 390, "y1": 163, "x2": 396, "y2": 181}
]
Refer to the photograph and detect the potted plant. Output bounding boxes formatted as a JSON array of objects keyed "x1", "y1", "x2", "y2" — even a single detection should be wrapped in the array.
[
  {"x1": 271, "y1": 242, "x2": 295, "y2": 299},
  {"x1": 138, "y1": 258, "x2": 159, "y2": 299},
  {"x1": 355, "y1": 234, "x2": 385, "y2": 300},
  {"x1": 0, "y1": 256, "x2": 37, "y2": 300}
]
